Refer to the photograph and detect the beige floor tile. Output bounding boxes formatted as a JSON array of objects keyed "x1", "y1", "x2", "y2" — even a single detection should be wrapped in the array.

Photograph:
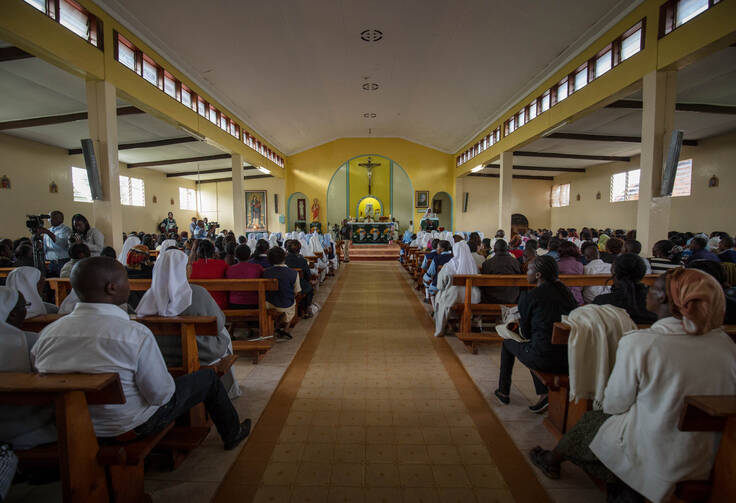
[
  {"x1": 308, "y1": 425, "x2": 338, "y2": 443},
  {"x1": 329, "y1": 463, "x2": 364, "y2": 487},
  {"x1": 449, "y1": 427, "x2": 484, "y2": 445},
  {"x1": 364, "y1": 487, "x2": 403, "y2": 503},
  {"x1": 365, "y1": 411, "x2": 393, "y2": 426},
  {"x1": 431, "y1": 465, "x2": 471, "y2": 488},
  {"x1": 420, "y1": 427, "x2": 453, "y2": 445},
  {"x1": 464, "y1": 464, "x2": 506, "y2": 489},
  {"x1": 472, "y1": 488, "x2": 515, "y2": 502},
  {"x1": 365, "y1": 444, "x2": 397, "y2": 464},
  {"x1": 280, "y1": 426, "x2": 311, "y2": 443},
  {"x1": 436, "y1": 487, "x2": 478, "y2": 503},
  {"x1": 270, "y1": 442, "x2": 305, "y2": 463},
  {"x1": 333, "y1": 443, "x2": 366, "y2": 463},
  {"x1": 426, "y1": 445, "x2": 462, "y2": 465},
  {"x1": 287, "y1": 410, "x2": 315, "y2": 426},
  {"x1": 394, "y1": 426, "x2": 425, "y2": 444},
  {"x1": 365, "y1": 426, "x2": 396, "y2": 444},
  {"x1": 301, "y1": 443, "x2": 335, "y2": 463},
  {"x1": 290, "y1": 485, "x2": 329, "y2": 503},
  {"x1": 456, "y1": 444, "x2": 494, "y2": 465},
  {"x1": 396, "y1": 444, "x2": 430, "y2": 464},
  {"x1": 261, "y1": 462, "x2": 299, "y2": 486},
  {"x1": 398, "y1": 464, "x2": 435, "y2": 487},
  {"x1": 295, "y1": 462, "x2": 332, "y2": 486},
  {"x1": 402, "y1": 487, "x2": 440, "y2": 503},
  {"x1": 364, "y1": 464, "x2": 401, "y2": 487},
  {"x1": 327, "y1": 486, "x2": 365, "y2": 503},
  {"x1": 253, "y1": 485, "x2": 292, "y2": 503}
]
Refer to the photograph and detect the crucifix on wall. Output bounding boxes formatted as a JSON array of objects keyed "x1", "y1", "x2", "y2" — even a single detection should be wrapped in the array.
[{"x1": 358, "y1": 156, "x2": 381, "y2": 194}]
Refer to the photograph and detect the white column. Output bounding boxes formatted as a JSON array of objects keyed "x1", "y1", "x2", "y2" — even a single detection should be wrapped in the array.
[
  {"x1": 498, "y1": 150, "x2": 513, "y2": 236},
  {"x1": 636, "y1": 70, "x2": 676, "y2": 255},
  {"x1": 231, "y1": 153, "x2": 245, "y2": 234},
  {"x1": 86, "y1": 80, "x2": 123, "y2": 252}
]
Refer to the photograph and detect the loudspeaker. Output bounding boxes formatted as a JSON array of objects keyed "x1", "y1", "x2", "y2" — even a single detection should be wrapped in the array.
[
  {"x1": 660, "y1": 130, "x2": 684, "y2": 197},
  {"x1": 274, "y1": 193, "x2": 279, "y2": 213},
  {"x1": 462, "y1": 192, "x2": 469, "y2": 213},
  {"x1": 80, "y1": 139, "x2": 103, "y2": 200}
]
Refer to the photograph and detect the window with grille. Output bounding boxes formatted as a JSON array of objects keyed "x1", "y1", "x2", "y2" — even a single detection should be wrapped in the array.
[
  {"x1": 179, "y1": 187, "x2": 197, "y2": 210},
  {"x1": 72, "y1": 166, "x2": 93, "y2": 203},
  {"x1": 551, "y1": 184, "x2": 570, "y2": 207},
  {"x1": 119, "y1": 176, "x2": 145, "y2": 207},
  {"x1": 672, "y1": 159, "x2": 692, "y2": 197},
  {"x1": 610, "y1": 169, "x2": 640, "y2": 202}
]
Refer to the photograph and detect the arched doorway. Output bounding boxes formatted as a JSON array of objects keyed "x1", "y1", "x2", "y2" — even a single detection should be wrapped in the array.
[
  {"x1": 326, "y1": 155, "x2": 413, "y2": 232},
  {"x1": 356, "y1": 195, "x2": 384, "y2": 219},
  {"x1": 286, "y1": 192, "x2": 308, "y2": 232},
  {"x1": 431, "y1": 192, "x2": 453, "y2": 230}
]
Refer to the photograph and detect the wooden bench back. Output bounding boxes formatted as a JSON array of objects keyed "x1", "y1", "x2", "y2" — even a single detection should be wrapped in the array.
[
  {"x1": 0, "y1": 266, "x2": 14, "y2": 278},
  {"x1": 452, "y1": 273, "x2": 659, "y2": 288}
]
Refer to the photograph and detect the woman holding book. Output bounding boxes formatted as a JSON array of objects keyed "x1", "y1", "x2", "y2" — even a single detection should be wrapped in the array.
[{"x1": 494, "y1": 254, "x2": 578, "y2": 413}]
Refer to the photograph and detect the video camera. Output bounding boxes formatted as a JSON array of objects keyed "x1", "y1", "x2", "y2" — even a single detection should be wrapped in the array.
[
  {"x1": 207, "y1": 221, "x2": 220, "y2": 230},
  {"x1": 26, "y1": 214, "x2": 50, "y2": 232}
]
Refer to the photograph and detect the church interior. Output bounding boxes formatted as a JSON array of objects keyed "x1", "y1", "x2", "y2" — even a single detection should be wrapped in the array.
[{"x1": 0, "y1": 1, "x2": 735, "y2": 502}]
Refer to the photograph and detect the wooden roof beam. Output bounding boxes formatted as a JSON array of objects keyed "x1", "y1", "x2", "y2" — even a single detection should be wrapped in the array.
[
  {"x1": 68, "y1": 136, "x2": 198, "y2": 155},
  {"x1": 0, "y1": 106, "x2": 143, "y2": 131}
]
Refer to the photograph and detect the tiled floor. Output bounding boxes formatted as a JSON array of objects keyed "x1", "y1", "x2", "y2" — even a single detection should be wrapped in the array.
[{"x1": 216, "y1": 262, "x2": 551, "y2": 502}]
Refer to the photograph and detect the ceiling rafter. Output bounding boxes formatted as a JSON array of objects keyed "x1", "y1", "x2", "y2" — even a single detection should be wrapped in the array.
[{"x1": 0, "y1": 106, "x2": 143, "y2": 131}]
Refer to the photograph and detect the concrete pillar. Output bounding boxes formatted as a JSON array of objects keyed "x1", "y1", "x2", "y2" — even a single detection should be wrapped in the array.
[
  {"x1": 231, "y1": 153, "x2": 245, "y2": 234},
  {"x1": 86, "y1": 80, "x2": 123, "y2": 252},
  {"x1": 636, "y1": 70, "x2": 676, "y2": 255},
  {"x1": 498, "y1": 150, "x2": 513, "y2": 236}
]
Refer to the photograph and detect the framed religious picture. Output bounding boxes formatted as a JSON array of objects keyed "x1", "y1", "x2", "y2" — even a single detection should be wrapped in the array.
[
  {"x1": 432, "y1": 198, "x2": 442, "y2": 214},
  {"x1": 297, "y1": 198, "x2": 306, "y2": 221},
  {"x1": 245, "y1": 190, "x2": 268, "y2": 231},
  {"x1": 415, "y1": 190, "x2": 429, "y2": 208}
]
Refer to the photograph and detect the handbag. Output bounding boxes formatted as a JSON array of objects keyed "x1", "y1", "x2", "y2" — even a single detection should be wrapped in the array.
[{"x1": 0, "y1": 443, "x2": 18, "y2": 501}]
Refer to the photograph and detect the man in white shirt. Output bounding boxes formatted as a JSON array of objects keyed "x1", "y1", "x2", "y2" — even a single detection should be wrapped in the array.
[
  {"x1": 31, "y1": 257, "x2": 250, "y2": 449},
  {"x1": 582, "y1": 242, "x2": 611, "y2": 304},
  {"x1": 39, "y1": 211, "x2": 72, "y2": 277}
]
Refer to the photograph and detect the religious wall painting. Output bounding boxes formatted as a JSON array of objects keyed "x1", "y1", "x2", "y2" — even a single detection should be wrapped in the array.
[
  {"x1": 297, "y1": 198, "x2": 306, "y2": 221},
  {"x1": 245, "y1": 190, "x2": 268, "y2": 231},
  {"x1": 432, "y1": 199, "x2": 442, "y2": 214},
  {"x1": 49, "y1": 181, "x2": 58, "y2": 193},
  {"x1": 0, "y1": 175, "x2": 10, "y2": 189},
  {"x1": 709, "y1": 175, "x2": 719, "y2": 188},
  {"x1": 415, "y1": 190, "x2": 429, "y2": 208},
  {"x1": 311, "y1": 198, "x2": 320, "y2": 222}
]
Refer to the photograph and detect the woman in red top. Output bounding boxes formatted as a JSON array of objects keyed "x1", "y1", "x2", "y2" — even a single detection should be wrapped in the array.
[
  {"x1": 508, "y1": 235, "x2": 524, "y2": 260},
  {"x1": 189, "y1": 239, "x2": 228, "y2": 309}
]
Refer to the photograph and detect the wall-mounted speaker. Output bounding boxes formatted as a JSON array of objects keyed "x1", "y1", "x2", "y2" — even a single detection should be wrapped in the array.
[
  {"x1": 274, "y1": 193, "x2": 279, "y2": 213},
  {"x1": 80, "y1": 139, "x2": 103, "y2": 200},
  {"x1": 462, "y1": 192, "x2": 469, "y2": 213}
]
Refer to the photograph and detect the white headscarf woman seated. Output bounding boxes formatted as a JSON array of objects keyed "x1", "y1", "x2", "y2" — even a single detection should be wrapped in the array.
[
  {"x1": 6, "y1": 266, "x2": 58, "y2": 318},
  {"x1": 433, "y1": 241, "x2": 481, "y2": 337},
  {"x1": 135, "y1": 249, "x2": 239, "y2": 398},
  {"x1": 0, "y1": 286, "x2": 56, "y2": 449},
  {"x1": 118, "y1": 235, "x2": 140, "y2": 264}
]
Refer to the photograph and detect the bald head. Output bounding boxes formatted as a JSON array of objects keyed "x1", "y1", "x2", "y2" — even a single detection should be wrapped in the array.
[{"x1": 71, "y1": 256, "x2": 129, "y2": 305}]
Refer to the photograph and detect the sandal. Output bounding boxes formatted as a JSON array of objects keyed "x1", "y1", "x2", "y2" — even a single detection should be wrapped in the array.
[{"x1": 529, "y1": 446, "x2": 561, "y2": 480}]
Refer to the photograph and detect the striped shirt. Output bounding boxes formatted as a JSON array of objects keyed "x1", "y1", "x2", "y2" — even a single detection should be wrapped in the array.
[{"x1": 648, "y1": 257, "x2": 682, "y2": 274}]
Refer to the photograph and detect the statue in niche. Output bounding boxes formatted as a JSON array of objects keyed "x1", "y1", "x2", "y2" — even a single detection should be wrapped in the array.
[
  {"x1": 49, "y1": 181, "x2": 58, "y2": 193},
  {"x1": 709, "y1": 175, "x2": 719, "y2": 188},
  {"x1": 311, "y1": 198, "x2": 320, "y2": 222}
]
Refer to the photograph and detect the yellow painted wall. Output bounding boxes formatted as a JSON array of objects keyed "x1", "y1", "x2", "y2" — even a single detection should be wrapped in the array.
[
  {"x1": 549, "y1": 130, "x2": 736, "y2": 234},
  {"x1": 197, "y1": 176, "x2": 286, "y2": 235},
  {"x1": 286, "y1": 138, "x2": 454, "y2": 232},
  {"x1": 0, "y1": 133, "x2": 198, "y2": 239},
  {"x1": 454, "y1": 176, "x2": 552, "y2": 235}
]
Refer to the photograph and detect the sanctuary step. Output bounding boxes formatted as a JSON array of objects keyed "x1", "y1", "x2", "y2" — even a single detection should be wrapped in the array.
[{"x1": 348, "y1": 243, "x2": 400, "y2": 261}]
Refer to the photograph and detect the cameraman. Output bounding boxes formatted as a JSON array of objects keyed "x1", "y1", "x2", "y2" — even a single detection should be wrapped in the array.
[
  {"x1": 193, "y1": 220, "x2": 207, "y2": 239},
  {"x1": 39, "y1": 211, "x2": 71, "y2": 277}
]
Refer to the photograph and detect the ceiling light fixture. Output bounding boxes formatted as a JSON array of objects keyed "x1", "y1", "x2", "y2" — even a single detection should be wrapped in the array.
[
  {"x1": 360, "y1": 29, "x2": 383, "y2": 42},
  {"x1": 471, "y1": 165, "x2": 484, "y2": 173},
  {"x1": 363, "y1": 113, "x2": 377, "y2": 118},
  {"x1": 256, "y1": 166, "x2": 271, "y2": 175},
  {"x1": 362, "y1": 83, "x2": 379, "y2": 91}
]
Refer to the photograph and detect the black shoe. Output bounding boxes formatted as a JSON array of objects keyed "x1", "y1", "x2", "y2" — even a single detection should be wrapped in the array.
[
  {"x1": 494, "y1": 389, "x2": 510, "y2": 405},
  {"x1": 276, "y1": 329, "x2": 293, "y2": 340},
  {"x1": 423, "y1": 298, "x2": 431, "y2": 304},
  {"x1": 529, "y1": 396, "x2": 549, "y2": 414},
  {"x1": 224, "y1": 418, "x2": 252, "y2": 450}
]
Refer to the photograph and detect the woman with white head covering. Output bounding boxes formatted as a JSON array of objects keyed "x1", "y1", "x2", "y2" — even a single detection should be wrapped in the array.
[
  {"x1": 324, "y1": 233, "x2": 339, "y2": 271},
  {"x1": 0, "y1": 286, "x2": 56, "y2": 449},
  {"x1": 310, "y1": 233, "x2": 328, "y2": 282},
  {"x1": 433, "y1": 241, "x2": 481, "y2": 337},
  {"x1": 158, "y1": 239, "x2": 178, "y2": 253},
  {"x1": 136, "y1": 249, "x2": 239, "y2": 397},
  {"x1": 6, "y1": 267, "x2": 57, "y2": 318},
  {"x1": 268, "y1": 234, "x2": 279, "y2": 249},
  {"x1": 118, "y1": 235, "x2": 141, "y2": 264}
]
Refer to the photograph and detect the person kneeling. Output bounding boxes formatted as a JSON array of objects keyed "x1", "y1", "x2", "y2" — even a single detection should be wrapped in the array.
[
  {"x1": 31, "y1": 257, "x2": 250, "y2": 450},
  {"x1": 263, "y1": 247, "x2": 300, "y2": 340}
]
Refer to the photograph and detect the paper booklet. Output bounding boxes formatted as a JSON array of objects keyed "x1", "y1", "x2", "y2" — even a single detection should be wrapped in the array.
[{"x1": 494, "y1": 322, "x2": 529, "y2": 343}]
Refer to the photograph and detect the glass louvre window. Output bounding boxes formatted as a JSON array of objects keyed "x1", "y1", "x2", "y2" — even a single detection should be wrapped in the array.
[
  {"x1": 495, "y1": 129, "x2": 500, "y2": 142},
  {"x1": 181, "y1": 87, "x2": 192, "y2": 107},
  {"x1": 551, "y1": 184, "x2": 570, "y2": 207},
  {"x1": 198, "y1": 99, "x2": 206, "y2": 117},
  {"x1": 672, "y1": 159, "x2": 692, "y2": 197},
  {"x1": 557, "y1": 78, "x2": 568, "y2": 102},
  {"x1": 610, "y1": 169, "x2": 640, "y2": 202},
  {"x1": 59, "y1": 0, "x2": 90, "y2": 40},
  {"x1": 208, "y1": 107, "x2": 217, "y2": 124},
  {"x1": 574, "y1": 67, "x2": 588, "y2": 91},
  {"x1": 179, "y1": 187, "x2": 197, "y2": 210},
  {"x1": 118, "y1": 42, "x2": 135, "y2": 71},
  {"x1": 676, "y1": 0, "x2": 709, "y2": 26},
  {"x1": 119, "y1": 176, "x2": 145, "y2": 207},
  {"x1": 142, "y1": 59, "x2": 158, "y2": 86},
  {"x1": 230, "y1": 122, "x2": 238, "y2": 137},
  {"x1": 220, "y1": 116, "x2": 228, "y2": 131},
  {"x1": 72, "y1": 167, "x2": 93, "y2": 203},
  {"x1": 596, "y1": 49, "x2": 613, "y2": 78},
  {"x1": 517, "y1": 110, "x2": 525, "y2": 127},
  {"x1": 621, "y1": 28, "x2": 642, "y2": 60},
  {"x1": 541, "y1": 92, "x2": 550, "y2": 112},
  {"x1": 25, "y1": 0, "x2": 46, "y2": 12},
  {"x1": 163, "y1": 74, "x2": 176, "y2": 98},
  {"x1": 529, "y1": 101, "x2": 538, "y2": 120}
]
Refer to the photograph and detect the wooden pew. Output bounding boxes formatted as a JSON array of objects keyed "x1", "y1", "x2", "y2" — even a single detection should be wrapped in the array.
[
  {"x1": 0, "y1": 372, "x2": 172, "y2": 503},
  {"x1": 450, "y1": 274, "x2": 659, "y2": 354},
  {"x1": 46, "y1": 277, "x2": 279, "y2": 363},
  {"x1": 0, "y1": 266, "x2": 14, "y2": 278},
  {"x1": 676, "y1": 395, "x2": 736, "y2": 502}
]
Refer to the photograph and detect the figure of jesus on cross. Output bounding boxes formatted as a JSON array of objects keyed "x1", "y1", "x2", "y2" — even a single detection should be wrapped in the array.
[{"x1": 358, "y1": 156, "x2": 381, "y2": 194}]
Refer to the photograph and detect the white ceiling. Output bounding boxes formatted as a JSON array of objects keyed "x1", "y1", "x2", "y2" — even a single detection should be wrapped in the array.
[{"x1": 98, "y1": 0, "x2": 636, "y2": 154}]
